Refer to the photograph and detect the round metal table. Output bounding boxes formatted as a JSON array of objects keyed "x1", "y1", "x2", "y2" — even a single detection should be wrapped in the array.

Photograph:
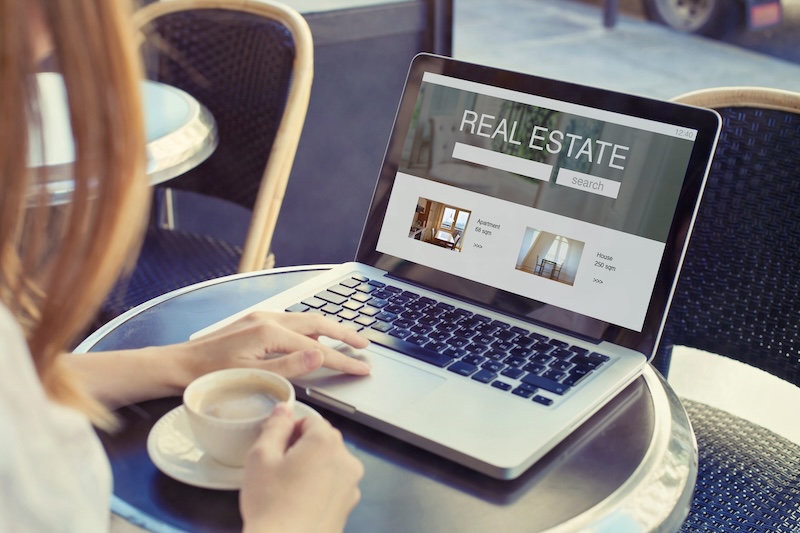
[
  {"x1": 75, "y1": 266, "x2": 697, "y2": 533},
  {"x1": 28, "y1": 72, "x2": 217, "y2": 205}
]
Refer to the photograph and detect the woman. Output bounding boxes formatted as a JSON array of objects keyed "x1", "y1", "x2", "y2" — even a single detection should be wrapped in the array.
[{"x1": 0, "y1": 1, "x2": 370, "y2": 531}]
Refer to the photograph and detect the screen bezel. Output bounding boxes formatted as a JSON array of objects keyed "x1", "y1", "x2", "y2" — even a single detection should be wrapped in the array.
[{"x1": 355, "y1": 53, "x2": 721, "y2": 360}]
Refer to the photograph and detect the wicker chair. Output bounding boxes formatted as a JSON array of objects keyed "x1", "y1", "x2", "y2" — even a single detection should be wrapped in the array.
[
  {"x1": 654, "y1": 87, "x2": 800, "y2": 532},
  {"x1": 101, "y1": 0, "x2": 312, "y2": 321}
]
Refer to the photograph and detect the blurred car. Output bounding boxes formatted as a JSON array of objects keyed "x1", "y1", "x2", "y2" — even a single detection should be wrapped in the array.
[{"x1": 642, "y1": 0, "x2": 783, "y2": 35}]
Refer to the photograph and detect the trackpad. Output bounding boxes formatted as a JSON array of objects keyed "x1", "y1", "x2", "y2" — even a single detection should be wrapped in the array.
[{"x1": 295, "y1": 345, "x2": 446, "y2": 415}]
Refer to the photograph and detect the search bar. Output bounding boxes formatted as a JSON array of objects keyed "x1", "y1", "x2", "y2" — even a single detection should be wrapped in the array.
[
  {"x1": 452, "y1": 142, "x2": 553, "y2": 182},
  {"x1": 555, "y1": 169, "x2": 621, "y2": 199}
]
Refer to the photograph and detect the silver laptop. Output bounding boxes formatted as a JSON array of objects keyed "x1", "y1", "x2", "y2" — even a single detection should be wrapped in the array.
[{"x1": 193, "y1": 54, "x2": 721, "y2": 480}]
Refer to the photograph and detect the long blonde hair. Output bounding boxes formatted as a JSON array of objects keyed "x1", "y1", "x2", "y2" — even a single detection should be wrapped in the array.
[{"x1": 0, "y1": 0, "x2": 149, "y2": 426}]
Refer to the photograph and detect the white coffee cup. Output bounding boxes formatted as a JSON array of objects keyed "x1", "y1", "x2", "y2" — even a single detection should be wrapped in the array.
[{"x1": 183, "y1": 368, "x2": 295, "y2": 467}]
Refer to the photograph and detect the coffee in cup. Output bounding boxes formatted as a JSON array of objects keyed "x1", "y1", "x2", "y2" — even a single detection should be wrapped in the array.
[{"x1": 183, "y1": 368, "x2": 295, "y2": 467}]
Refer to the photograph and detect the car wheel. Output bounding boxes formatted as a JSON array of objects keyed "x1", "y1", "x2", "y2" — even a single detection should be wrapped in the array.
[{"x1": 642, "y1": 0, "x2": 740, "y2": 36}]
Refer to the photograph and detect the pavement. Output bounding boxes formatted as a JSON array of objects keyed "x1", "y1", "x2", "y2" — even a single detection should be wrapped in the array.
[{"x1": 453, "y1": 0, "x2": 800, "y2": 101}]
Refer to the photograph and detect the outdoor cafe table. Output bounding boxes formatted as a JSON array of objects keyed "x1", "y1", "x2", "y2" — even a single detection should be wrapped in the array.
[
  {"x1": 74, "y1": 265, "x2": 698, "y2": 533},
  {"x1": 28, "y1": 72, "x2": 217, "y2": 205}
]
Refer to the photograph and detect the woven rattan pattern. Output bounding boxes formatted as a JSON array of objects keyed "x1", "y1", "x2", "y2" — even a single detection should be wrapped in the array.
[
  {"x1": 103, "y1": 226, "x2": 242, "y2": 319},
  {"x1": 654, "y1": 106, "x2": 800, "y2": 387},
  {"x1": 95, "y1": 7, "x2": 298, "y2": 323},
  {"x1": 141, "y1": 9, "x2": 295, "y2": 209},
  {"x1": 679, "y1": 400, "x2": 800, "y2": 533}
]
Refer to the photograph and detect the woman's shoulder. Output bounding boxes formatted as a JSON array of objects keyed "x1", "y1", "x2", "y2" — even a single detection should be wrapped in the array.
[
  {"x1": 0, "y1": 301, "x2": 112, "y2": 532},
  {"x1": 0, "y1": 301, "x2": 40, "y2": 391}
]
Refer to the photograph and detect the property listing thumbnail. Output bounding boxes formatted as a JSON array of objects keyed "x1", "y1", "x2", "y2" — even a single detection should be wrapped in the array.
[
  {"x1": 376, "y1": 72, "x2": 699, "y2": 331},
  {"x1": 408, "y1": 197, "x2": 469, "y2": 252},
  {"x1": 515, "y1": 229, "x2": 585, "y2": 287}
]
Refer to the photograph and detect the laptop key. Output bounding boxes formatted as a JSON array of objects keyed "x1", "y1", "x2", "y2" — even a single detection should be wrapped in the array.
[
  {"x1": 375, "y1": 311, "x2": 397, "y2": 322},
  {"x1": 464, "y1": 343, "x2": 489, "y2": 355},
  {"x1": 429, "y1": 330, "x2": 451, "y2": 342},
  {"x1": 351, "y1": 292, "x2": 372, "y2": 303},
  {"x1": 354, "y1": 283, "x2": 375, "y2": 293},
  {"x1": 447, "y1": 336, "x2": 470, "y2": 348},
  {"x1": 372, "y1": 289, "x2": 393, "y2": 300},
  {"x1": 328, "y1": 285, "x2": 356, "y2": 297},
  {"x1": 385, "y1": 304, "x2": 405, "y2": 315},
  {"x1": 321, "y1": 303, "x2": 343, "y2": 314},
  {"x1": 563, "y1": 369, "x2": 592, "y2": 387},
  {"x1": 359, "y1": 328, "x2": 452, "y2": 368},
  {"x1": 442, "y1": 347, "x2": 466, "y2": 359},
  {"x1": 447, "y1": 361, "x2": 478, "y2": 376},
  {"x1": 542, "y1": 369, "x2": 566, "y2": 381},
  {"x1": 570, "y1": 345, "x2": 589, "y2": 356},
  {"x1": 482, "y1": 361, "x2": 505, "y2": 373},
  {"x1": 532, "y1": 395, "x2": 553, "y2": 406},
  {"x1": 316, "y1": 291, "x2": 347, "y2": 305},
  {"x1": 286, "y1": 303, "x2": 308, "y2": 313},
  {"x1": 342, "y1": 300, "x2": 364, "y2": 311},
  {"x1": 521, "y1": 373, "x2": 569, "y2": 395},
  {"x1": 301, "y1": 296, "x2": 326, "y2": 309},
  {"x1": 393, "y1": 318, "x2": 415, "y2": 329},
  {"x1": 355, "y1": 315, "x2": 376, "y2": 327},
  {"x1": 462, "y1": 354, "x2": 485, "y2": 366},
  {"x1": 550, "y1": 360, "x2": 574, "y2": 372},
  {"x1": 501, "y1": 367, "x2": 524, "y2": 379},
  {"x1": 522, "y1": 362, "x2": 546, "y2": 374},
  {"x1": 338, "y1": 309, "x2": 359, "y2": 321},
  {"x1": 425, "y1": 340, "x2": 449, "y2": 353},
  {"x1": 503, "y1": 356, "x2": 526, "y2": 368},
  {"x1": 406, "y1": 334, "x2": 429, "y2": 346},
  {"x1": 389, "y1": 328, "x2": 413, "y2": 340},
  {"x1": 495, "y1": 329, "x2": 518, "y2": 342},
  {"x1": 370, "y1": 321, "x2": 393, "y2": 333},
  {"x1": 471, "y1": 369, "x2": 496, "y2": 383},
  {"x1": 368, "y1": 298, "x2": 389, "y2": 308},
  {"x1": 512, "y1": 387, "x2": 535, "y2": 399},
  {"x1": 491, "y1": 381, "x2": 512, "y2": 391}
]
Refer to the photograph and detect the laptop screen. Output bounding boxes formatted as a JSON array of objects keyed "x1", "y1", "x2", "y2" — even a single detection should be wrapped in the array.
[{"x1": 357, "y1": 54, "x2": 720, "y2": 358}]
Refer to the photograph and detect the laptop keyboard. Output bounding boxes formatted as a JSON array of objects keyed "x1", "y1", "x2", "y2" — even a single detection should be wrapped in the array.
[{"x1": 285, "y1": 274, "x2": 611, "y2": 407}]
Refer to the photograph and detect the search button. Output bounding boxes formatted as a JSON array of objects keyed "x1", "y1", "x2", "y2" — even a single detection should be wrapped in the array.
[{"x1": 556, "y1": 169, "x2": 621, "y2": 199}]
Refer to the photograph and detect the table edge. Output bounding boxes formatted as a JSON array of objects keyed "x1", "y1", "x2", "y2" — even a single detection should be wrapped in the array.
[{"x1": 544, "y1": 366, "x2": 697, "y2": 533}]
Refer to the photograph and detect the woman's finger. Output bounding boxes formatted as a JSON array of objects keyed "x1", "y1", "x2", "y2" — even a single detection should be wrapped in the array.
[
  {"x1": 247, "y1": 403, "x2": 296, "y2": 463},
  {"x1": 270, "y1": 312, "x2": 370, "y2": 349},
  {"x1": 260, "y1": 349, "x2": 325, "y2": 378},
  {"x1": 259, "y1": 321, "x2": 372, "y2": 376}
]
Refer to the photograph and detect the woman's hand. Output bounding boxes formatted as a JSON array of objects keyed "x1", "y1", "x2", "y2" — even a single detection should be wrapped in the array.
[
  {"x1": 65, "y1": 311, "x2": 370, "y2": 408},
  {"x1": 240, "y1": 403, "x2": 364, "y2": 533},
  {"x1": 181, "y1": 311, "x2": 371, "y2": 383}
]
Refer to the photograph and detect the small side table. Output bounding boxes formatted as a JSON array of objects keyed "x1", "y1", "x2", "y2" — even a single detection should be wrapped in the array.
[
  {"x1": 76, "y1": 266, "x2": 697, "y2": 533},
  {"x1": 28, "y1": 72, "x2": 217, "y2": 205}
]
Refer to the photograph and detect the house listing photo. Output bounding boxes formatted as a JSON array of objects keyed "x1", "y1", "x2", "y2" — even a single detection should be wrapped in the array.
[
  {"x1": 515, "y1": 227, "x2": 585, "y2": 286},
  {"x1": 408, "y1": 196, "x2": 469, "y2": 252}
]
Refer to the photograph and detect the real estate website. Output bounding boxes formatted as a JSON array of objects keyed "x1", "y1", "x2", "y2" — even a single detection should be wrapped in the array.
[{"x1": 375, "y1": 72, "x2": 698, "y2": 332}]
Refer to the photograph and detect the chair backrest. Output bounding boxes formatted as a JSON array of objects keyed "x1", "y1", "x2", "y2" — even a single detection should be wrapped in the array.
[
  {"x1": 133, "y1": 0, "x2": 313, "y2": 271},
  {"x1": 654, "y1": 87, "x2": 800, "y2": 387}
]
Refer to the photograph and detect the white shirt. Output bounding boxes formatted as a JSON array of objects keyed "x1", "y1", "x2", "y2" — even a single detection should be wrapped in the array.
[{"x1": 0, "y1": 303, "x2": 111, "y2": 532}]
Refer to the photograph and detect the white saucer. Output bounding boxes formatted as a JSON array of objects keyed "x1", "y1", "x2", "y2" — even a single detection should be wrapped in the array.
[{"x1": 147, "y1": 402, "x2": 320, "y2": 490}]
